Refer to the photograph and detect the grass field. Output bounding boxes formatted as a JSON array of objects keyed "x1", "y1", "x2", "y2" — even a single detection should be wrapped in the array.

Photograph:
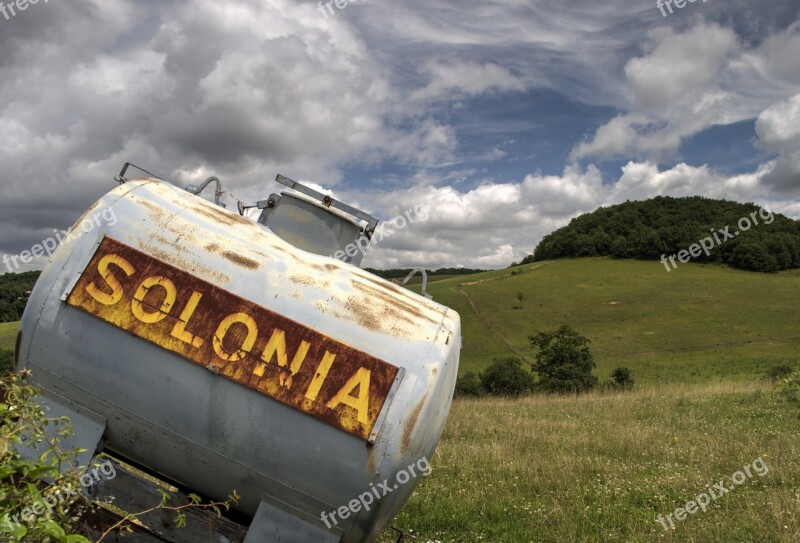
[
  {"x1": 379, "y1": 383, "x2": 800, "y2": 543},
  {"x1": 411, "y1": 258, "x2": 800, "y2": 384},
  {"x1": 0, "y1": 321, "x2": 18, "y2": 351},
  {"x1": 3, "y1": 259, "x2": 799, "y2": 542}
]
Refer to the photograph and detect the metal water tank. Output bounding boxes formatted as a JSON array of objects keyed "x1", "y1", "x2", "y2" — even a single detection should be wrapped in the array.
[{"x1": 17, "y1": 176, "x2": 461, "y2": 542}]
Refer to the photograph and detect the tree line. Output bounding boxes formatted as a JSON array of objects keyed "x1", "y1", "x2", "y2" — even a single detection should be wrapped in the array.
[
  {"x1": 365, "y1": 267, "x2": 486, "y2": 279},
  {"x1": 0, "y1": 271, "x2": 39, "y2": 323},
  {"x1": 520, "y1": 196, "x2": 800, "y2": 272}
]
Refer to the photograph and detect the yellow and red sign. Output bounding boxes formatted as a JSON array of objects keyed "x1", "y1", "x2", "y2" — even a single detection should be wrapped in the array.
[{"x1": 66, "y1": 237, "x2": 400, "y2": 441}]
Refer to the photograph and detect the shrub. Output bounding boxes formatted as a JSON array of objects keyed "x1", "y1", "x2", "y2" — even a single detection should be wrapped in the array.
[
  {"x1": 0, "y1": 372, "x2": 239, "y2": 541},
  {"x1": 480, "y1": 357, "x2": 534, "y2": 397},
  {"x1": 454, "y1": 371, "x2": 484, "y2": 397},
  {"x1": 780, "y1": 372, "x2": 800, "y2": 413},
  {"x1": 0, "y1": 349, "x2": 13, "y2": 377},
  {"x1": 0, "y1": 372, "x2": 91, "y2": 542},
  {"x1": 766, "y1": 364, "x2": 794, "y2": 382},
  {"x1": 610, "y1": 367, "x2": 634, "y2": 390},
  {"x1": 530, "y1": 325, "x2": 597, "y2": 394}
]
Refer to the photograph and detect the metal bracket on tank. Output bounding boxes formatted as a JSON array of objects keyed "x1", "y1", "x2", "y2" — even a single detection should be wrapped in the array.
[
  {"x1": 369, "y1": 366, "x2": 406, "y2": 444},
  {"x1": 243, "y1": 494, "x2": 343, "y2": 543},
  {"x1": 394, "y1": 268, "x2": 433, "y2": 300},
  {"x1": 114, "y1": 162, "x2": 165, "y2": 184},
  {"x1": 16, "y1": 392, "x2": 107, "y2": 473},
  {"x1": 60, "y1": 235, "x2": 106, "y2": 302}
]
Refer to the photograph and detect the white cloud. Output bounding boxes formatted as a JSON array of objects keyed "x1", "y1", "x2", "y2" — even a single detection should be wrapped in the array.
[
  {"x1": 0, "y1": 0, "x2": 798, "y2": 272},
  {"x1": 572, "y1": 21, "x2": 800, "y2": 161},
  {"x1": 624, "y1": 24, "x2": 738, "y2": 110},
  {"x1": 755, "y1": 93, "x2": 800, "y2": 193},
  {"x1": 412, "y1": 60, "x2": 526, "y2": 102},
  {"x1": 357, "y1": 160, "x2": 793, "y2": 269}
]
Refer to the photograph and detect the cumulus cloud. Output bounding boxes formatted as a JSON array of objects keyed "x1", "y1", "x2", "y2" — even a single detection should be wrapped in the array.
[
  {"x1": 356, "y1": 159, "x2": 780, "y2": 268},
  {"x1": 0, "y1": 0, "x2": 798, "y2": 272},
  {"x1": 411, "y1": 60, "x2": 526, "y2": 102},
  {"x1": 755, "y1": 93, "x2": 800, "y2": 193},
  {"x1": 572, "y1": 21, "x2": 800, "y2": 161}
]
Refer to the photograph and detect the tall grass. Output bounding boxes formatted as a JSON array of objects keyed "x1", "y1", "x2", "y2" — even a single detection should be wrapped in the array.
[{"x1": 381, "y1": 383, "x2": 800, "y2": 542}]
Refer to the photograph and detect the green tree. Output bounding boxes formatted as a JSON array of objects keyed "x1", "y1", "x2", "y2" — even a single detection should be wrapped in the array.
[
  {"x1": 480, "y1": 357, "x2": 534, "y2": 397},
  {"x1": 610, "y1": 367, "x2": 634, "y2": 390},
  {"x1": 454, "y1": 371, "x2": 484, "y2": 397},
  {"x1": 529, "y1": 325, "x2": 597, "y2": 393}
]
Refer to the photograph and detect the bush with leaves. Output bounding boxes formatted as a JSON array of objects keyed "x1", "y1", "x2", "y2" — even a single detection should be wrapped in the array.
[
  {"x1": 454, "y1": 371, "x2": 484, "y2": 397},
  {"x1": 610, "y1": 367, "x2": 634, "y2": 390},
  {"x1": 779, "y1": 372, "x2": 800, "y2": 415},
  {"x1": 766, "y1": 364, "x2": 794, "y2": 382},
  {"x1": 0, "y1": 349, "x2": 13, "y2": 377},
  {"x1": 530, "y1": 325, "x2": 597, "y2": 393},
  {"x1": 0, "y1": 371, "x2": 90, "y2": 542},
  {"x1": 479, "y1": 357, "x2": 534, "y2": 397},
  {"x1": 1, "y1": 372, "x2": 239, "y2": 542}
]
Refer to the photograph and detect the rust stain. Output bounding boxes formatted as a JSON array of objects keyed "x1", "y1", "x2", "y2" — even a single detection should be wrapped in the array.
[
  {"x1": 367, "y1": 447, "x2": 377, "y2": 474},
  {"x1": 221, "y1": 250, "x2": 260, "y2": 270},
  {"x1": 402, "y1": 393, "x2": 427, "y2": 452},
  {"x1": 351, "y1": 280, "x2": 435, "y2": 325},
  {"x1": 70, "y1": 201, "x2": 103, "y2": 231},
  {"x1": 342, "y1": 295, "x2": 416, "y2": 336},
  {"x1": 290, "y1": 274, "x2": 329, "y2": 289},
  {"x1": 145, "y1": 246, "x2": 231, "y2": 286},
  {"x1": 184, "y1": 201, "x2": 253, "y2": 227},
  {"x1": 138, "y1": 199, "x2": 167, "y2": 221},
  {"x1": 269, "y1": 243, "x2": 303, "y2": 262},
  {"x1": 357, "y1": 273, "x2": 420, "y2": 299},
  {"x1": 207, "y1": 243, "x2": 221, "y2": 252},
  {"x1": 309, "y1": 262, "x2": 339, "y2": 273},
  {"x1": 65, "y1": 237, "x2": 399, "y2": 442}
]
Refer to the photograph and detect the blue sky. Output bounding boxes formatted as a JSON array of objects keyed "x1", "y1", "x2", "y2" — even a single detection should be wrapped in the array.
[{"x1": 0, "y1": 0, "x2": 798, "y2": 269}]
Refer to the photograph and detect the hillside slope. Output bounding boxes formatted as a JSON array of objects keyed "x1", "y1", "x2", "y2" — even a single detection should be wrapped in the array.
[{"x1": 419, "y1": 258, "x2": 800, "y2": 384}]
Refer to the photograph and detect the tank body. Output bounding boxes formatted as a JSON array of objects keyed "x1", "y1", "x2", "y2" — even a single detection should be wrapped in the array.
[{"x1": 18, "y1": 179, "x2": 460, "y2": 542}]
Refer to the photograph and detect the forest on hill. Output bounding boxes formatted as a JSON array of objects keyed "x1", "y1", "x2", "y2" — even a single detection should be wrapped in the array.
[
  {"x1": 0, "y1": 271, "x2": 40, "y2": 323},
  {"x1": 365, "y1": 267, "x2": 485, "y2": 279},
  {"x1": 522, "y1": 196, "x2": 800, "y2": 272}
]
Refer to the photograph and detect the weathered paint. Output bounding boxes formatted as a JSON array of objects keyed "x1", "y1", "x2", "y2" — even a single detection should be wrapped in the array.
[
  {"x1": 20, "y1": 179, "x2": 461, "y2": 542},
  {"x1": 66, "y1": 236, "x2": 400, "y2": 441}
]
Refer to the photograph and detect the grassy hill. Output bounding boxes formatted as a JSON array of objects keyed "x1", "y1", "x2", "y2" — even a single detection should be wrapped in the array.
[
  {"x1": 5, "y1": 258, "x2": 798, "y2": 385},
  {"x1": 415, "y1": 258, "x2": 800, "y2": 385}
]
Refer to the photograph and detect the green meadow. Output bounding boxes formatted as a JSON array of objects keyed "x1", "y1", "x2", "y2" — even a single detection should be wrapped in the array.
[
  {"x1": 4, "y1": 258, "x2": 800, "y2": 541},
  {"x1": 381, "y1": 382, "x2": 800, "y2": 543},
  {"x1": 415, "y1": 258, "x2": 800, "y2": 384},
  {"x1": 385, "y1": 258, "x2": 800, "y2": 542},
  {"x1": 0, "y1": 321, "x2": 17, "y2": 351}
]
